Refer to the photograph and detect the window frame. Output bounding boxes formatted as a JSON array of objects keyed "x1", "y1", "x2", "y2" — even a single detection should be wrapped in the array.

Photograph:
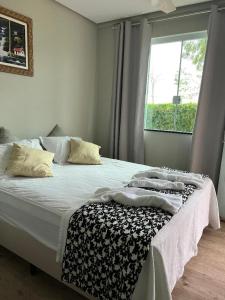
[{"x1": 144, "y1": 30, "x2": 207, "y2": 135}]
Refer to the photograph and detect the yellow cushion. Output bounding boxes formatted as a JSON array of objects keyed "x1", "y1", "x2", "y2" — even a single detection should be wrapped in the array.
[
  {"x1": 7, "y1": 144, "x2": 54, "y2": 177},
  {"x1": 68, "y1": 139, "x2": 101, "y2": 165}
]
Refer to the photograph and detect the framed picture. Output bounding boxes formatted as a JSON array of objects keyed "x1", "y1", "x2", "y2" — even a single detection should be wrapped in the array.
[{"x1": 0, "y1": 6, "x2": 33, "y2": 76}]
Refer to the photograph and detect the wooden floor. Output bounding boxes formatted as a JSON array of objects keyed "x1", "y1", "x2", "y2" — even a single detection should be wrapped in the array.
[
  {"x1": 0, "y1": 223, "x2": 225, "y2": 300},
  {"x1": 172, "y1": 222, "x2": 225, "y2": 300}
]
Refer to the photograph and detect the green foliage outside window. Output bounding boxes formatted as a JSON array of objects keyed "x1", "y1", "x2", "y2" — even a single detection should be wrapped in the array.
[
  {"x1": 183, "y1": 39, "x2": 207, "y2": 71},
  {"x1": 145, "y1": 103, "x2": 198, "y2": 133}
]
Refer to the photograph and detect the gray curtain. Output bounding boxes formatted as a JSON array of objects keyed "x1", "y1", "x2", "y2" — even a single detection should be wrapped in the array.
[
  {"x1": 110, "y1": 19, "x2": 152, "y2": 164},
  {"x1": 190, "y1": 6, "x2": 225, "y2": 187}
]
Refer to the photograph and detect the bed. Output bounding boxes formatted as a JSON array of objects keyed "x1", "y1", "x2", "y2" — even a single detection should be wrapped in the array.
[{"x1": 0, "y1": 157, "x2": 220, "y2": 300}]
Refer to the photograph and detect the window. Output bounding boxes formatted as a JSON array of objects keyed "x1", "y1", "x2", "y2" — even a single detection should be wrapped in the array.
[{"x1": 145, "y1": 32, "x2": 207, "y2": 133}]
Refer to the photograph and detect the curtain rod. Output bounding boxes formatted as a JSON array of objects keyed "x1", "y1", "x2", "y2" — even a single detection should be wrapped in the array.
[{"x1": 112, "y1": 5, "x2": 225, "y2": 29}]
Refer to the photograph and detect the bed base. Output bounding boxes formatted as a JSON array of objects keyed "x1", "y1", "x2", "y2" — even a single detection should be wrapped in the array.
[
  {"x1": 0, "y1": 219, "x2": 95, "y2": 300},
  {"x1": 1, "y1": 178, "x2": 219, "y2": 300},
  {"x1": 0, "y1": 218, "x2": 159, "y2": 300}
]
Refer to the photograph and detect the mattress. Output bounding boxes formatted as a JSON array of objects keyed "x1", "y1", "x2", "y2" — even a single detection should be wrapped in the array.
[
  {"x1": 0, "y1": 157, "x2": 220, "y2": 300},
  {"x1": 0, "y1": 157, "x2": 149, "y2": 251}
]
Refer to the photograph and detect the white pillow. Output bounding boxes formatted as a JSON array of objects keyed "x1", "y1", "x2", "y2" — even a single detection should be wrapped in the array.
[
  {"x1": 39, "y1": 136, "x2": 81, "y2": 164},
  {"x1": 0, "y1": 139, "x2": 43, "y2": 175},
  {"x1": 17, "y1": 138, "x2": 43, "y2": 150}
]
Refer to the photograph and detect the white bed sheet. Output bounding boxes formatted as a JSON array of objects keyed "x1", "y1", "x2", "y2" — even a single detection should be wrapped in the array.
[
  {"x1": 0, "y1": 158, "x2": 149, "y2": 251},
  {"x1": 135, "y1": 178, "x2": 220, "y2": 300},
  {"x1": 0, "y1": 158, "x2": 220, "y2": 300}
]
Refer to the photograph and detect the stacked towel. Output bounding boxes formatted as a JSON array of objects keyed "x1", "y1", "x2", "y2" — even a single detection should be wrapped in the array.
[
  {"x1": 92, "y1": 187, "x2": 183, "y2": 215},
  {"x1": 132, "y1": 168, "x2": 204, "y2": 188},
  {"x1": 127, "y1": 178, "x2": 185, "y2": 191},
  {"x1": 92, "y1": 168, "x2": 203, "y2": 215}
]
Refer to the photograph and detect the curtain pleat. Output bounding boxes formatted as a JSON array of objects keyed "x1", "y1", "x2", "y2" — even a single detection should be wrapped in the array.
[
  {"x1": 110, "y1": 19, "x2": 152, "y2": 164},
  {"x1": 191, "y1": 6, "x2": 225, "y2": 187}
]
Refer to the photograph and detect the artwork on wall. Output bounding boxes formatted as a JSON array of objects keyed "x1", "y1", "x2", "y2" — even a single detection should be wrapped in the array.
[{"x1": 0, "y1": 6, "x2": 33, "y2": 76}]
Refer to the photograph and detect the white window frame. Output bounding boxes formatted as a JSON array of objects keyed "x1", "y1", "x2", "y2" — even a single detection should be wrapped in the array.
[{"x1": 151, "y1": 31, "x2": 207, "y2": 45}]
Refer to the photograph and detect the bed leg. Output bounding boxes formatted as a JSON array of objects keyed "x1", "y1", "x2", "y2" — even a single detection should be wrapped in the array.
[{"x1": 30, "y1": 264, "x2": 38, "y2": 276}]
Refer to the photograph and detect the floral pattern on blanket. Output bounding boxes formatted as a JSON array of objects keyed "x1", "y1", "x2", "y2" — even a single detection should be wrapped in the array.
[{"x1": 62, "y1": 184, "x2": 196, "y2": 300}]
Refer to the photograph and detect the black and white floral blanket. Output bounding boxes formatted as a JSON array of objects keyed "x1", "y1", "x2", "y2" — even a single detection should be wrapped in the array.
[{"x1": 62, "y1": 184, "x2": 196, "y2": 300}]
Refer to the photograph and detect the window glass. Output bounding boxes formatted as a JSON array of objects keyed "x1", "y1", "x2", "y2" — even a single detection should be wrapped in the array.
[{"x1": 145, "y1": 33, "x2": 207, "y2": 133}]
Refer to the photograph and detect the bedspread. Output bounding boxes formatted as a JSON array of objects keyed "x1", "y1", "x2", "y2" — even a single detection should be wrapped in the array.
[{"x1": 61, "y1": 184, "x2": 196, "y2": 300}]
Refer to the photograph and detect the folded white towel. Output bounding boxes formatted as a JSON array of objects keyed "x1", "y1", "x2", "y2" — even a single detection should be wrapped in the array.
[
  {"x1": 127, "y1": 178, "x2": 185, "y2": 191},
  {"x1": 92, "y1": 187, "x2": 183, "y2": 215},
  {"x1": 133, "y1": 168, "x2": 204, "y2": 188}
]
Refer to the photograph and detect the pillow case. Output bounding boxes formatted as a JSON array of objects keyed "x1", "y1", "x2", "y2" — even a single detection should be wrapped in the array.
[
  {"x1": 18, "y1": 138, "x2": 43, "y2": 150},
  {"x1": 68, "y1": 139, "x2": 101, "y2": 165},
  {"x1": 6, "y1": 144, "x2": 54, "y2": 178},
  {"x1": 39, "y1": 136, "x2": 81, "y2": 164},
  {"x1": 0, "y1": 139, "x2": 43, "y2": 175}
]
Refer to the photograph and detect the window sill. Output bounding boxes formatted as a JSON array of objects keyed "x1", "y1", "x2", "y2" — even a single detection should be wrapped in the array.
[{"x1": 144, "y1": 129, "x2": 193, "y2": 135}]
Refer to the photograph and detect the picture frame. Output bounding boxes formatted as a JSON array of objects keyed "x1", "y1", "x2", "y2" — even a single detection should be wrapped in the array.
[{"x1": 0, "y1": 6, "x2": 33, "y2": 76}]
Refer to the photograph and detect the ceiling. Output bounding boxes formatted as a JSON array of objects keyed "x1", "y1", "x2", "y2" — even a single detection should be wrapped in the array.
[{"x1": 55, "y1": 0, "x2": 208, "y2": 24}]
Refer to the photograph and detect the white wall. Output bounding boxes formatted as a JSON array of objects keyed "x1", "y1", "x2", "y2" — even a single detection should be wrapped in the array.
[
  {"x1": 95, "y1": 13, "x2": 209, "y2": 170},
  {"x1": 144, "y1": 131, "x2": 192, "y2": 170},
  {"x1": 0, "y1": 0, "x2": 97, "y2": 140}
]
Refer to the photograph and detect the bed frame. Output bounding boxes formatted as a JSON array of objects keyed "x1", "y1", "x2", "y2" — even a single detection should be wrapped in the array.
[
  {"x1": 0, "y1": 219, "x2": 95, "y2": 300},
  {"x1": 0, "y1": 178, "x2": 220, "y2": 300},
  {"x1": 1, "y1": 218, "x2": 161, "y2": 300},
  {"x1": 1, "y1": 216, "x2": 170, "y2": 300}
]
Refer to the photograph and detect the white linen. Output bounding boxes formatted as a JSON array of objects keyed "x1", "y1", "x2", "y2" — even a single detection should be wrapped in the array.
[
  {"x1": 39, "y1": 136, "x2": 81, "y2": 164},
  {"x1": 145, "y1": 178, "x2": 220, "y2": 300},
  {"x1": 0, "y1": 139, "x2": 43, "y2": 175},
  {"x1": 92, "y1": 187, "x2": 183, "y2": 214},
  {"x1": 0, "y1": 158, "x2": 148, "y2": 251},
  {"x1": 0, "y1": 190, "x2": 60, "y2": 250},
  {"x1": 0, "y1": 158, "x2": 220, "y2": 300},
  {"x1": 127, "y1": 178, "x2": 185, "y2": 191},
  {"x1": 133, "y1": 168, "x2": 204, "y2": 188}
]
